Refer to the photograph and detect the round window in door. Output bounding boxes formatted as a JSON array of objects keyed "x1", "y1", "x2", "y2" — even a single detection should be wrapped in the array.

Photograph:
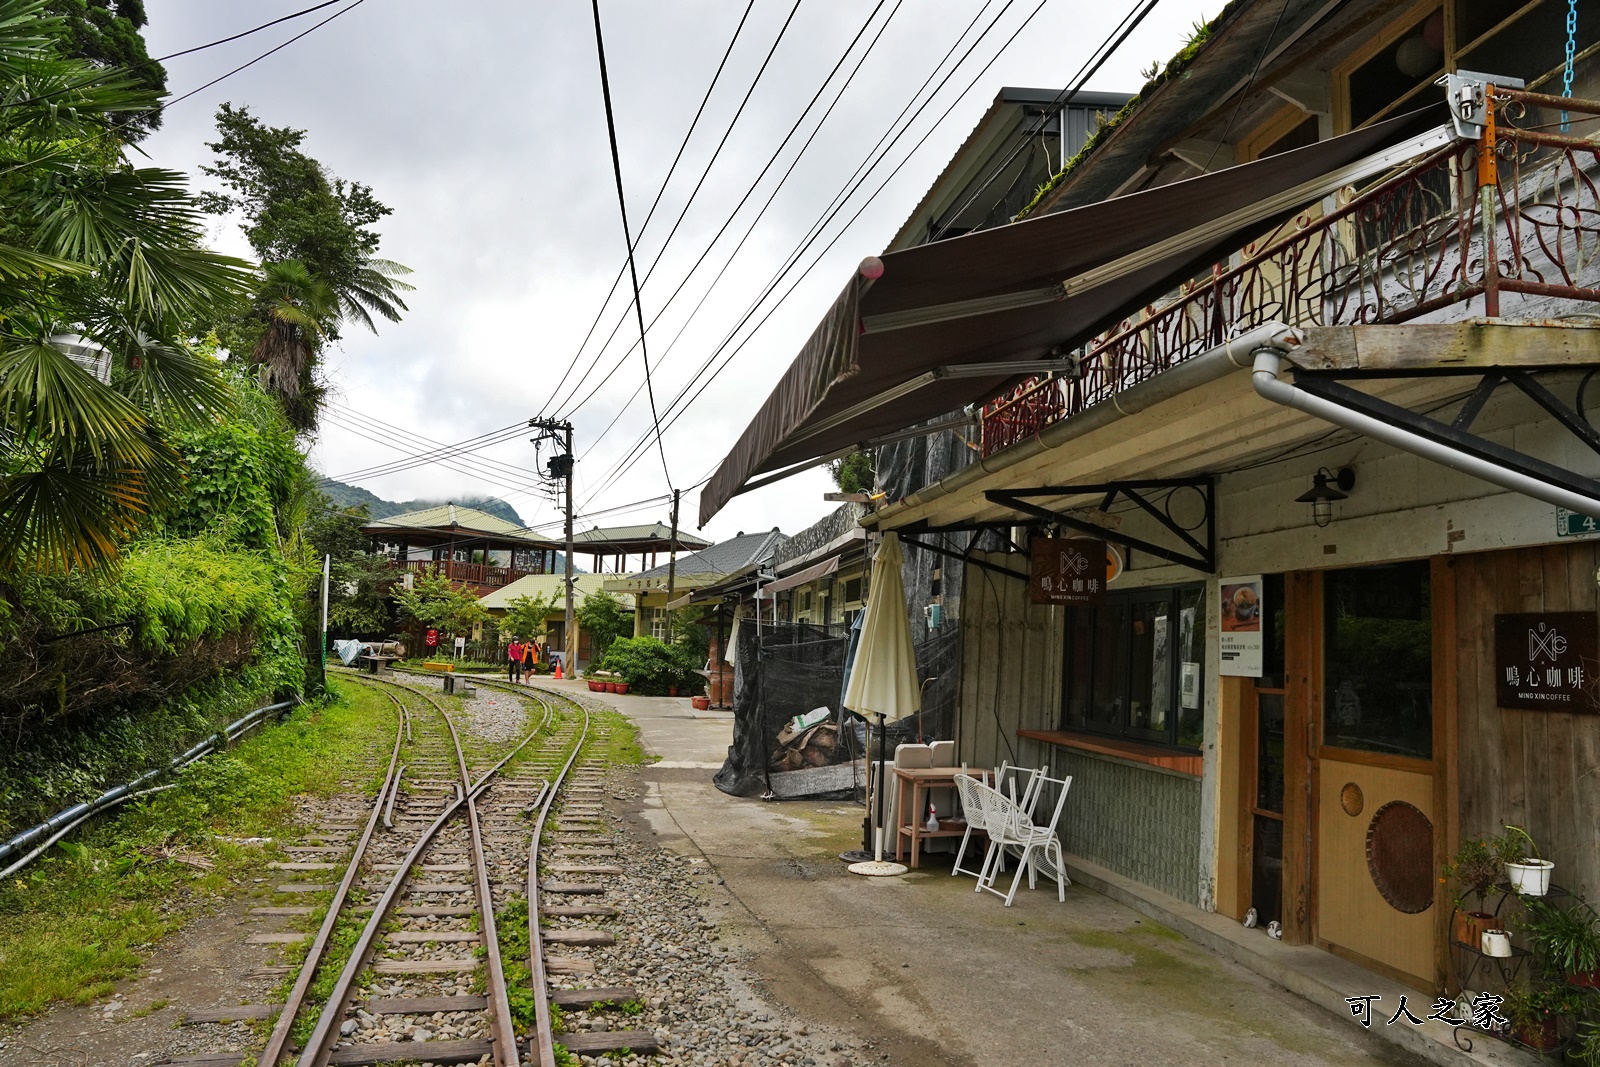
[{"x1": 1365, "y1": 800, "x2": 1435, "y2": 914}]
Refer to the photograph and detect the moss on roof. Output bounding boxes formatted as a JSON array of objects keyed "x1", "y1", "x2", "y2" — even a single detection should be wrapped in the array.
[{"x1": 1014, "y1": 1, "x2": 1245, "y2": 221}]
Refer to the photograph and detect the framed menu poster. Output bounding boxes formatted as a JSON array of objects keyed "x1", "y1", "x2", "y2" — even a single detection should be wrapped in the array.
[{"x1": 1219, "y1": 575, "x2": 1263, "y2": 677}]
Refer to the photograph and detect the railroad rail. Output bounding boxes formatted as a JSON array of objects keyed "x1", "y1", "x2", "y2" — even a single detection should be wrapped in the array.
[{"x1": 171, "y1": 671, "x2": 566, "y2": 1065}]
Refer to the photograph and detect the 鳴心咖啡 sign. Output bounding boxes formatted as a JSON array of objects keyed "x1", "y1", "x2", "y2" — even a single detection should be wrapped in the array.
[{"x1": 1494, "y1": 612, "x2": 1599, "y2": 713}]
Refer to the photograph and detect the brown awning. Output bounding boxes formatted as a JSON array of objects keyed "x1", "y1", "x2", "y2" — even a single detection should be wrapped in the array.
[{"x1": 700, "y1": 107, "x2": 1452, "y2": 526}]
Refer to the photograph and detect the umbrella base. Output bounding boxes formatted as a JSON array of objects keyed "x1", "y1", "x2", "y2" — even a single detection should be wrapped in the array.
[
  {"x1": 848, "y1": 859, "x2": 909, "y2": 877},
  {"x1": 838, "y1": 849, "x2": 874, "y2": 864}
]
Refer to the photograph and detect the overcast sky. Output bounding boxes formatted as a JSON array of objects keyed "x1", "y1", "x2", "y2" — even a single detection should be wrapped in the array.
[{"x1": 143, "y1": 0, "x2": 1218, "y2": 543}]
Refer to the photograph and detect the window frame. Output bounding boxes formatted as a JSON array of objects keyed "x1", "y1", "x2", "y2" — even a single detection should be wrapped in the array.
[{"x1": 1059, "y1": 582, "x2": 1206, "y2": 751}]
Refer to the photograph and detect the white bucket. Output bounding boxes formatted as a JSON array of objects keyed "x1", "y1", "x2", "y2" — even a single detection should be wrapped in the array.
[{"x1": 1505, "y1": 859, "x2": 1554, "y2": 896}]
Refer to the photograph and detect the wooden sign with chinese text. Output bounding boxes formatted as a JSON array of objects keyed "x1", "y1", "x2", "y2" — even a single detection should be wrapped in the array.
[
  {"x1": 1030, "y1": 537, "x2": 1107, "y2": 605},
  {"x1": 1494, "y1": 612, "x2": 1599, "y2": 713}
]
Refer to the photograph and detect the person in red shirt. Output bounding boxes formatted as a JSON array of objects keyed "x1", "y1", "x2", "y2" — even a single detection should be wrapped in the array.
[{"x1": 508, "y1": 639, "x2": 524, "y2": 682}]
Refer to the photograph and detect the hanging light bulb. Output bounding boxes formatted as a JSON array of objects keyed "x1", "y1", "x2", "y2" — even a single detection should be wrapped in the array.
[{"x1": 1295, "y1": 467, "x2": 1355, "y2": 527}]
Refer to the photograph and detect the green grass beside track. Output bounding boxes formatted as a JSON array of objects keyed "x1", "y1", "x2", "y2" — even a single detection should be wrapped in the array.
[{"x1": 0, "y1": 679, "x2": 394, "y2": 1021}]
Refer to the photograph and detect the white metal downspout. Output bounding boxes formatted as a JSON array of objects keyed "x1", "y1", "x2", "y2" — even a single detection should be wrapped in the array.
[{"x1": 1250, "y1": 350, "x2": 1600, "y2": 516}]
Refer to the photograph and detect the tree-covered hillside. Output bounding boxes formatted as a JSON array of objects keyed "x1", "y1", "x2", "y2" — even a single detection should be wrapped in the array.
[{"x1": 318, "y1": 478, "x2": 528, "y2": 527}]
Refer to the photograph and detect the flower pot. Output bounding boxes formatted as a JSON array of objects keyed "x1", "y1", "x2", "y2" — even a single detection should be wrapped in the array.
[
  {"x1": 614, "y1": 683, "x2": 629, "y2": 695},
  {"x1": 1569, "y1": 971, "x2": 1600, "y2": 988},
  {"x1": 669, "y1": 687, "x2": 679, "y2": 697},
  {"x1": 587, "y1": 680, "x2": 602, "y2": 692},
  {"x1": 692, "y1": 695, "x2": 710, "y2": 711},
  {"x1": 1454, "y1": 911, "x2": 1498, "y2": 948},
  {"x1": 1506, "y1": 859, "x2": 1554, "y2": 895},
  {"x1": 1512, "y1": 1017, "x2": 1560, "y2": 1051},
  {"x1": 1481, "y1": 929, "x2": 1513, "y2": 957},
  {"x1": 605, "y1": 682, "x2": 619, "y2": 693}
]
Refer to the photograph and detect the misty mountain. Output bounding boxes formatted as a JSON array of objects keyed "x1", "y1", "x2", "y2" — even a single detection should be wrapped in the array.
[{"x1": 319, "y1": 478, "x2": 528, "y2": 528}]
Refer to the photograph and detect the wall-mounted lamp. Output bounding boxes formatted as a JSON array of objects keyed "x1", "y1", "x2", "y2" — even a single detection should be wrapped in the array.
[{"x1": 1295, "y1": 466, "x2": 1356, "y2": 527}]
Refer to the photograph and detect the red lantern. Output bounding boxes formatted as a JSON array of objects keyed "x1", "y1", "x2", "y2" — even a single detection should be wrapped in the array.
[{"x1": 425, "y1": 629, "x2": 439, "y2": 648}]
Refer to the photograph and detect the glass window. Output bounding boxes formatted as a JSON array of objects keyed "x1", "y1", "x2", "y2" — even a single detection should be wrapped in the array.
[
  {"x1": 1061, "y1": 585, "x2": 1205, "y2": 749},
  {"x1": 1322, "y1": 561, "x2": 1433, "y2": 758},
  {"x1": 1347, "y1": 8, "x2": 1445, "y2": 129}
]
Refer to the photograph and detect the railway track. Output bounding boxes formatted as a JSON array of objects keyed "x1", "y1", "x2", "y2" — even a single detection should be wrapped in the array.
[{"x1": 167, "y1": 670, "x2": 656, "y2": 1067}]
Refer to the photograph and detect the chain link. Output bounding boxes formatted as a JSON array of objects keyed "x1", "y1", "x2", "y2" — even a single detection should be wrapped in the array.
[
  {"x1": 1562, "y1": 0, "x2": 1577, "y2": 130},
  {"x1": 1565, "y1": 0, "x2": 1578, "y2": 97}
]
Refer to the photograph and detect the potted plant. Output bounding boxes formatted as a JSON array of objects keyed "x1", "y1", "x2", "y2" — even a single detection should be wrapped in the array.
[
  {"x1": 1523, "y1": 898, "x2": 1600, "y2": 986},
  {"x1": 1502, "y1": 825, "x2": 1554, "y2": 896},
  {"x1": 614, "y1": 681, "x2": 630, "y2": 695},
  {"x1": 1445, "y1": 835, "x2": 1504, "y2": 946},
  {"x1": 691, "y1": 694, "x2": 711, "y2": 711},
  {"x1": 1503, "y1": 986, "x2": 1565, "y2": 1051}
]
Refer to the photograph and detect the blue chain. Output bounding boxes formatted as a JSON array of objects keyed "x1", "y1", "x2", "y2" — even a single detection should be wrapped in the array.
[{"x1": 1563, "y1": 0, "x2": 1577, "y2": 130}]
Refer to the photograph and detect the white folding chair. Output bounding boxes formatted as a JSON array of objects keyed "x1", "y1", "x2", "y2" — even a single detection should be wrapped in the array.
[
  {"x1": 950, "y1": 772, "x2": 990, "y2": 880},
  {"x1": 977, "y1": 773, "x2": 1073, "y2": 906}
]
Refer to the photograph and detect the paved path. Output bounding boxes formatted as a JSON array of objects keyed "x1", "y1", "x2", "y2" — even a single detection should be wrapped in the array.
[{"x1": 541, "y1": 680, "x2": 1425, "y2": 1067}]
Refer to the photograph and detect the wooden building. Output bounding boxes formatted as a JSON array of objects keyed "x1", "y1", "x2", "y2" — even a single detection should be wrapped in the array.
[
  {"x1": 700, "y1": 0, "x2": 1600, "y2": 999},
  {"x1": 362, "y1": 504, "x2": 561, "y2": 594}
]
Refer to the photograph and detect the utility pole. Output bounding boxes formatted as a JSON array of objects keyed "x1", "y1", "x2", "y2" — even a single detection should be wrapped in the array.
[
  {"x1": 662, "y1": 489, "x2": 681, "y2": 633},
  {"x1": 563, "y1": 421, "x2": 576, "y2": 674},
  {"x1": 530, "y1": 417, "x2": 577, "y2": 675}
]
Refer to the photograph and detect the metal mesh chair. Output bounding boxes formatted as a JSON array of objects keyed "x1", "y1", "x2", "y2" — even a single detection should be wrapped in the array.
[
  {"x1": 950, "y1": 772, "x2": 990, "y2": 881},
  {"x1": 976, "y1": 772, "x2": 1073, "y2": 905}
]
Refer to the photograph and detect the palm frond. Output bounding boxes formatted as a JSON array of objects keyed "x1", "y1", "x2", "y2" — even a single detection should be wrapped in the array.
[
  {"x1": 115, "y1": 332, "x2": 230, "y2": 425},
  {"x1": 0, "y1": 327, "x2": 156, "y2": 462}
]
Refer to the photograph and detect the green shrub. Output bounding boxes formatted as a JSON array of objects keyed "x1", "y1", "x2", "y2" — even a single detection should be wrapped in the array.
[{"x1": 596, "y1": 636, "x2": 698, "y2": 695}]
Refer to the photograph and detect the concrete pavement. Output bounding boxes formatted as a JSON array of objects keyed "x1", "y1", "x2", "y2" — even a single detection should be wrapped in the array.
[{"x1": 544, "y1": 680, "x2": 1427, "y2": 1067}]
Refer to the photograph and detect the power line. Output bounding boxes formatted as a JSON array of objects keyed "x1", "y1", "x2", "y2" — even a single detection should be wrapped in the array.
[
  {"x1": 331, "y1": 412, "x2": 532, "y2": 481},
  {"x1": 545, "y1": 0, "x2": 807, "y2": 419},
  {"x1": 536, "y1": 0, "x2": 760, "y2": 418},
  {"x1": 587, "y1": 0, "x2": 674, "y2": 490},
  {"x1": 578, "y1": 0, "x2": 1037, "y2": 506},
  {"x1": 928, "y1": 0, "x2": 1164, "y2": 241},
  {"x1": 320, "y1": 408, "x2": 555, "y2": 505},
  {"x1": 155, "y1": 1, "x2": 350, "y2": 61},
  {"x1": 573, "y1": 0, "x2": 1014, "y2": 483},
  {"x1": 162, "y1": 0, "x2": 370, "y2": 111},
  {"x1": 0, "y1": 0, "x2": 370, "y2": 177},
  {"x1": 556, "y1": 0, "x2": 898, "y2": 427}
]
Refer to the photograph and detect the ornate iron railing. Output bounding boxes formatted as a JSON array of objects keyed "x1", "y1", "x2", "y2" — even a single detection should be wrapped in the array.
[{"x1": 980, "y1": 88, "x2": 1600, "y2": 456}]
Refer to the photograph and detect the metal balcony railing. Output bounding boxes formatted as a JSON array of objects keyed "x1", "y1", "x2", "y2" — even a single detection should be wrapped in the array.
[{"x1": 980, "y1": 87, "x2": 1600, "y2": 456}]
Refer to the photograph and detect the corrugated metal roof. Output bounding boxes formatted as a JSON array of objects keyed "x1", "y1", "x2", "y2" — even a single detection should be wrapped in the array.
[
  {"x1": 365, "y1": 504, "x2": 524, "y2": 535},
  {"x1": 629, "y1": 529, "x2": 787, "y2": 580},
  {"x1": 478, "y1": 572, "x2": 634, "y2": 611},
  {"x1": 570, "y1": 522, "x2": 712, "y2": 548}
]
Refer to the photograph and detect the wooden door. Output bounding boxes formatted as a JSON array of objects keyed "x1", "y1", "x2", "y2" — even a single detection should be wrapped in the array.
[{"x1": 1312, "y1": 560, "x2": 1439, "y2": 990}]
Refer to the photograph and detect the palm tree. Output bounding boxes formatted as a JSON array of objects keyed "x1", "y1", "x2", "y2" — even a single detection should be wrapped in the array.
[
  {"x1": 251, "y1": 260, "x2": 334, "y2": 427},
  {"x1": 0, "y1": 0, "x2": 252, "y2": 573}
]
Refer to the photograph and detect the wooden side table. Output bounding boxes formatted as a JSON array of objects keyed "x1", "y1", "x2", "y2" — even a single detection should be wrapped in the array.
[{"x1": 893, "y1": 766, "x2": 991, "y2": 869}]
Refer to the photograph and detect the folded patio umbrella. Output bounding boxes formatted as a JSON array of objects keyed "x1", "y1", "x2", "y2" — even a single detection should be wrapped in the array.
[{"x1": 842, "y1": 532, "x2": 920, "y2": 876}]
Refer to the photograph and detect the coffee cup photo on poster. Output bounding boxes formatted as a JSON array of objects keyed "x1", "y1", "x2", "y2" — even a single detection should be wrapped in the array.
[{"x1": 1219, "y1": 575, "x2": 1265, "y2": 678}]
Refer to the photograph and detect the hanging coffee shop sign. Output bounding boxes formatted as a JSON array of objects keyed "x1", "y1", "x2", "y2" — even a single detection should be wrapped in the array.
[
  {"x1": 1030, "y1": 537, "x2": 1107, "y2": 605},
  {"x1": 1494, "y1": 612, "x2": 1599, "y2": 712}
]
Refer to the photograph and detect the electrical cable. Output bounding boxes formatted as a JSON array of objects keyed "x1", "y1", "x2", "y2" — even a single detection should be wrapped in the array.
[
  {"x1": 331, "y1": 413, "x2": 532, "y2": 481},
  {"x1": 546, "y1": 0, "x2": 808, "y2": 419},
  {"x1": 557, "y1": 0, "x2": 901, "y2": 427},
  {"x1": 325, "y1": 408, "x2": 542, "y2": 486},
  {"x1": 536, "y1": 0, "x2": 760, "y2": 417},
  {"x1": 320, "y1": 409, "x2": 553, "y2": 502},
  {"x1": 0, "y1": 0, "x2": 350, "y2": 112},
  {"x1": 0, "y1": 0, "x2": 370, "y2": 178},
  {"x1": 155, "y1": 1, "x2": 350, "y2": 61},
  {"x1": 580, "y1": 0, "x2": 1048, "y2": 508},
  {"x1": 1201, "y1": 0, "x2": 1289, "y2": 172},
  {"x1": 928, "y1": 0, "x2": 1163, "y2": 241},
  {"x1": 570, "y1": 0, "x2": 1021, "y2": 498},
  {"x1": 588, "y1": 0, "x2": 675, "y2": 490}
]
